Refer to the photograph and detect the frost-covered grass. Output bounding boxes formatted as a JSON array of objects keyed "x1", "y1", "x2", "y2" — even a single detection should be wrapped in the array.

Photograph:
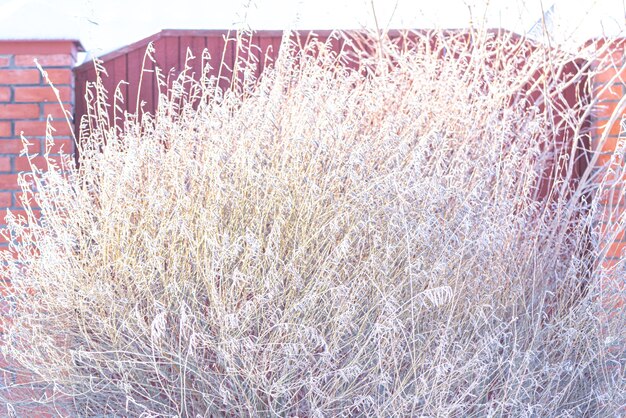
[{"x1": 1, "y1": 30, "x2": 624, "y2": 416}]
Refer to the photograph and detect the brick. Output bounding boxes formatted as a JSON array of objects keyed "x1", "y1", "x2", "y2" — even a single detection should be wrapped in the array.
[
  {"x1": 0, "y1": 87, "x2": 10, "y2": 102},
  {"x1": 595, "y1": 67, "x2": 626, "y2": 85},
  {"x1": 596, "y1": 44, "x2": 626, "y2": 64},
  {"x1": 0, "y1": 174, "x2": 19, "y2": 190},
  {"x1": 0, "y1": 122, "x2": 10, "y2": 137},
  {"x1": 0, "y1": 157, "x2": 10, "y2": 172},
  {"x1": 599, "y1": 169, "x2": 626, "y2": 190},
  {"x1": 593, "y1": 134, "x2": 621, "y2": 154},
  {"x1": 14, "y1": 86, "x2": 71, "y2": 103},
  {"x1": 43, "y1": 68, "x2": 72, "y2": 85},
  {"x1": 42, "y1": 103, "x2": 72, "y2": 119},
  {"x1": 0, "y1": 192, "x2": 11, "y2": 207},
  {"x1": 597, "y1": 227, "x2": 624, "y2": 247},
  {"x1": 15, "y1": 120, "x2": 73, "y2": 137},
  {"x1": 594, "y1": 152, "x2": 616, "y2": 167},
  {"x1": 0, "y1": 139, "x2": 22, "y2": 153},
  {"x1": 14, "y1": 54, "x2": 72, "y2": 67},
  {"x1": 14, "y1": 156, "x2": 58, "y2": 171},
  {"x1": 593, "y1": 102, "x2": 623, "y2": 121},
  {"x1": 599, "y1": 210, "x2": 624, "y2": 228},
  {"x1": 593, "y1": 119, "x2": 622, "y2": 139},
  {"x1": 599, "y1": 153, "x2": 624, "y2": 172},
  {"x1": 598, "y1": 187, "x2": 626, "y2": 205},
  {"x1": 0, "y1": 56, "x2": 10, "y2": 67},
  {"x1": 14, "y1": 156, "x2": 33, "y2": 171},
  {"x1": 604, "y1": 226, "x2": 626, "y2": 242},
  {"x1": 0, "y1": 69, "x2": 40, "y2": 85},
  {"x1": 2, "y1": 209, "x2": 41, "y2": 224},
  {"x1": 0, "y1": 139, "x2": 38, "y2": 154},
  {"x1": 601, "y1": 258, "x2": 619, "y2": 270},
  {"x1": 15, "y1": 191, "x2": 39, "y2": 208},
  {"x1": 45, "y1": 138, "x2": 74, "y2": 154},
  {"x1": 596, "y1": 84, "x2": 625, "y2": 101},
  {"x1": 0, "y1": 104, "x2": 40, "y2": 119}
]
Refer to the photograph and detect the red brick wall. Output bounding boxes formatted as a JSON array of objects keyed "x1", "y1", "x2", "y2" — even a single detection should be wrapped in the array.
[
  {"x1": 0, "y1": 41, "x2": 78, "y2": 250},
  {"x1": 0, "y1": 39, "x2": 79, "y2": 417},
  {"x1": 589, "y1": 39, "x2": 626, "y2": 318}
]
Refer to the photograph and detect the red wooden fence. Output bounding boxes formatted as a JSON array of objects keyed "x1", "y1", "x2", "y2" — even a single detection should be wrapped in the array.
[
  {"x1": 74, "y1": 30, "x2": 348, "y2": 131},
  {"x1": 73, "y1": 29, "x2": 591, "y2": 191},
  {"x1": 73, "y1": 29, "x2": 519, "y2": 128}
]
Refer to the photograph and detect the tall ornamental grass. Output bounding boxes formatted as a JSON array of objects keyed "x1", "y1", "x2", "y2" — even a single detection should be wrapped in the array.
[{"x1": 1, "y1": 30, "x2": 624, "y2": 416}]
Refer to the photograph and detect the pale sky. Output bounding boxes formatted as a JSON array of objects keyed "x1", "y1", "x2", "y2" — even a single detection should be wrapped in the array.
[{"x1": 0, "y1": 0, "x2": 625, "y2": 60}]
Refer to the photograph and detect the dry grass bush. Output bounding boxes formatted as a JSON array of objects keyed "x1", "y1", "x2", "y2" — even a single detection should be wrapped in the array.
[{"x1": 0, "y1": 29, "x2": 624, "y2": 416}]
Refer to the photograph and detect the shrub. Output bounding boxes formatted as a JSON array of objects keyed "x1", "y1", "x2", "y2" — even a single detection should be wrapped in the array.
[{"x1": 1, "y1": 30, "x2": 624, "y2": 416}]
